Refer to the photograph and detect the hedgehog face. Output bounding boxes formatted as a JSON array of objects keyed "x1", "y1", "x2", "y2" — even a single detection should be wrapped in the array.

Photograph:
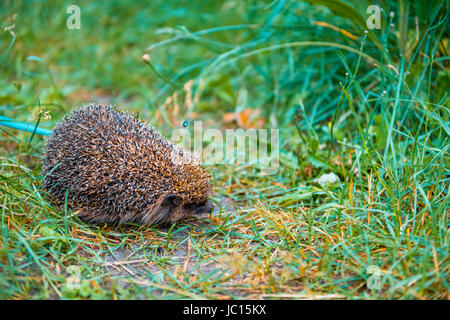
[{"x1": 157, "y1": 193, "x2": 213, "y2": 224}]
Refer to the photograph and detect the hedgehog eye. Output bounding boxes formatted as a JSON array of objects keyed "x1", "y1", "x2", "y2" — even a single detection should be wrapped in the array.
[
  {"x1": 184, "y1": 203, "x2": 197, "y2": 210},
  {"x1": 161, "y1": 194, "x2": 182, "y2": 207},
  {"x1": 184, "y1": 201, "x2": 207, "y2": 211}
]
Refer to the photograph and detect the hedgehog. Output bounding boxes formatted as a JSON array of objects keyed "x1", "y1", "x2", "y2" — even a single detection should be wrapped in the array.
[{"x1": 41, "y1": 104, "x2": 213, "y2": 225}]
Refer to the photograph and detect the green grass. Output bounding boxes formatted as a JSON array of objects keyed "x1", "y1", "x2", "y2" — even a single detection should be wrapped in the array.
[{"x1": 0, "y1": 0, "x2": 448, "y2": 299}]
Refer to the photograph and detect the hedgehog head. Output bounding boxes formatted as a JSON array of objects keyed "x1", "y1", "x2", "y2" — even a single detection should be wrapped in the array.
[
  {"x1": 153, "y1": 192, "x2": 213, "y2": 224},
  {"x1": 143, "y1": 147, "x2": 213, "y2": 224}
]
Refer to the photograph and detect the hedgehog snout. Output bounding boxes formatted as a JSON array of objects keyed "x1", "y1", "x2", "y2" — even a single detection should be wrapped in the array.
[
  {"x1": 192, "y1": 201, "x2": 214, "y2": 215},
  {"x1": 159, "y1": 194, "x2": 212, "y2": 222}
]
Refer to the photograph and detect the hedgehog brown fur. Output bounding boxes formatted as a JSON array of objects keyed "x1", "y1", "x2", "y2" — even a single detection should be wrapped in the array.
[{"x1": 42, "y1": 104, "x2": 212, "y2": 225}]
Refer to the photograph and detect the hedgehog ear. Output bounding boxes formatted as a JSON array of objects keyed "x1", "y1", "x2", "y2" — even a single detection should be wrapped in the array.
[{"x1": 161, "y1": 194, "x2": 182, "y2": 207}]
